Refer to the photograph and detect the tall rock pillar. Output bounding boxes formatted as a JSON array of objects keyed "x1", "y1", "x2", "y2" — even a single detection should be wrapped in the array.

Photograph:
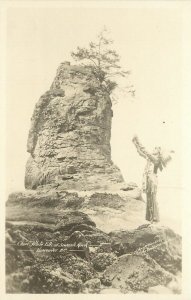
[{"x1": 25, "y1": 62, "x2": 124, "y2": 190}]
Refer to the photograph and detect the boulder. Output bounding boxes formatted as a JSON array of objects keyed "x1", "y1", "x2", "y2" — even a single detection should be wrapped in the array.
[
  {"x1": 6, "y1": 265, "x2": 83, "y2": 293},
  {"x1": 109, "y1": 224, "x2": 182, "y2": 274},
  {"x1": 103, "y1": 254, "x2": 173, "y2": 293},
  {"x1": 55, "y1": 211, "x2": 96, "y2": 231},
  {"x1": 87, "y1": 192, "x2": 126, "y2": 210},
  {"x1": 92, "y1": 252, "x2": 117, "y2": 272},
  {"x1": 6, "y1": 192, "x2": 96, "y2": 229},
  {"x1": 96, "y1": 242, "x2": 112, "y2": 253},
  {"x1": 84, "y1": 278, "x2": 101, "y2": 293},
  {"x1": 59, "y1": 253, "x2": 96, "y2": 283},
  {"x1": 65, "y1": 231, "x2": 90, "y2": 260},
  {"x1": 7, "y1": 190, "x2": 85, "y2": 210},
  {"x1": 6, "y1": 229, "x2": 35, "y2": 274}
]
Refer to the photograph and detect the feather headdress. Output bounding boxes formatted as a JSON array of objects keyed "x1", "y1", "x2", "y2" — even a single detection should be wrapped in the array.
[{"x1": 159, "y1": 149, "x2": 174, "y2": 168}]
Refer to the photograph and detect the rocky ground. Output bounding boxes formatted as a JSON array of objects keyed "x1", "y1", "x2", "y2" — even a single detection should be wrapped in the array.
[
  {"x1": 6, "y1": 188, "x2": 182, "y2": 294},
  {"x1": 6, "y1": 61, "x2": 182, "y2": 294}
]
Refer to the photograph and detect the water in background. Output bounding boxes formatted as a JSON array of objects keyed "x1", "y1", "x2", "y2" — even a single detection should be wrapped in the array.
[{"x1": 155, "y1": 186, "x2": 182, "y2": 235}]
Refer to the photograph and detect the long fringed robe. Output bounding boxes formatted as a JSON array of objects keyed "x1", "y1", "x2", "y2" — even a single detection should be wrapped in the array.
[
  {"x1": 143, "y1": 161, "x2": 159, "y2": 222},
  {"x1": 133, "y1": 138, "x2": 162, "y2": 222}
]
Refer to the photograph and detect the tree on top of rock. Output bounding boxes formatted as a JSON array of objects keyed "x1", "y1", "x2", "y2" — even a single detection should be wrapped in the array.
[{"x1": 71, "y1": 27, "x2": 135, "y2": 101}]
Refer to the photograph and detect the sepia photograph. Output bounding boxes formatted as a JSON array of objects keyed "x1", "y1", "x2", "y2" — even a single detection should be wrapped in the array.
[{"x1": 1, "y1": 0, "x2": 191, "y2": 298}]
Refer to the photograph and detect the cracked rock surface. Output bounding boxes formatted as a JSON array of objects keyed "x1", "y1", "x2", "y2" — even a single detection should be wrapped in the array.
[
  {"x1": 25, "y1": 62, "x2": 124, "y2": 190},
  {"x1": 6, "y1": 190, "x2": 181, "y2": 294}
]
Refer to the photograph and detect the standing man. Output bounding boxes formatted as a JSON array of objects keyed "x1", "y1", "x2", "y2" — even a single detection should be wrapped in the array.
[{"x1": 132, "y1": 135, "x2": 173, "y2": 223}]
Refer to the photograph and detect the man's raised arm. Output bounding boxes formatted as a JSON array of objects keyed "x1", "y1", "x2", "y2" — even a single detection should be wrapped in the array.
[{"x1": 132, "y1": 135, "x2": 157, "y2": 163}]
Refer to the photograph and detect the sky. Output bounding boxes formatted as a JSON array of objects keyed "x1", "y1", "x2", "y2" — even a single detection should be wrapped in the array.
[{"x1": 5, "y1": 3, "x2": 183, "y2": 194}]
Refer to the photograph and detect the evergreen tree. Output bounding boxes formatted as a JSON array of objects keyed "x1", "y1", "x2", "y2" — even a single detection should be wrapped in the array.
[{"x1": 71, "y1": 28, "x2": 135, "y2": 99}]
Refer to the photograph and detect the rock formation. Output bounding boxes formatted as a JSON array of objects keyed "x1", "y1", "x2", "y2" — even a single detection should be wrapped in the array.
[
  {"x1": 6, "y1": 191, "x2": 182, "y2": 294},
  {"x1": 25, "y1": 62, "x2": 124, "y2": 190},
  {"x1": 6, "y1": 61, "x2": 182, "y2": 294},
  {"x1": 102, "y1": 254, "x2": 173, "y2": 293}
]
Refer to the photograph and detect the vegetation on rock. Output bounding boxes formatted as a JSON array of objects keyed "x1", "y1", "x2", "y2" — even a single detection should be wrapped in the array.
[{"x1": 71, "y1": 27, "x2": 135, "y2": 100}]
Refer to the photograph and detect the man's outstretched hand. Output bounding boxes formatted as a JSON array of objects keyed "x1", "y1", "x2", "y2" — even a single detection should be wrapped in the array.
[{"x1": 132, "y1": 134, "x2": 139, "y2": 143}]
